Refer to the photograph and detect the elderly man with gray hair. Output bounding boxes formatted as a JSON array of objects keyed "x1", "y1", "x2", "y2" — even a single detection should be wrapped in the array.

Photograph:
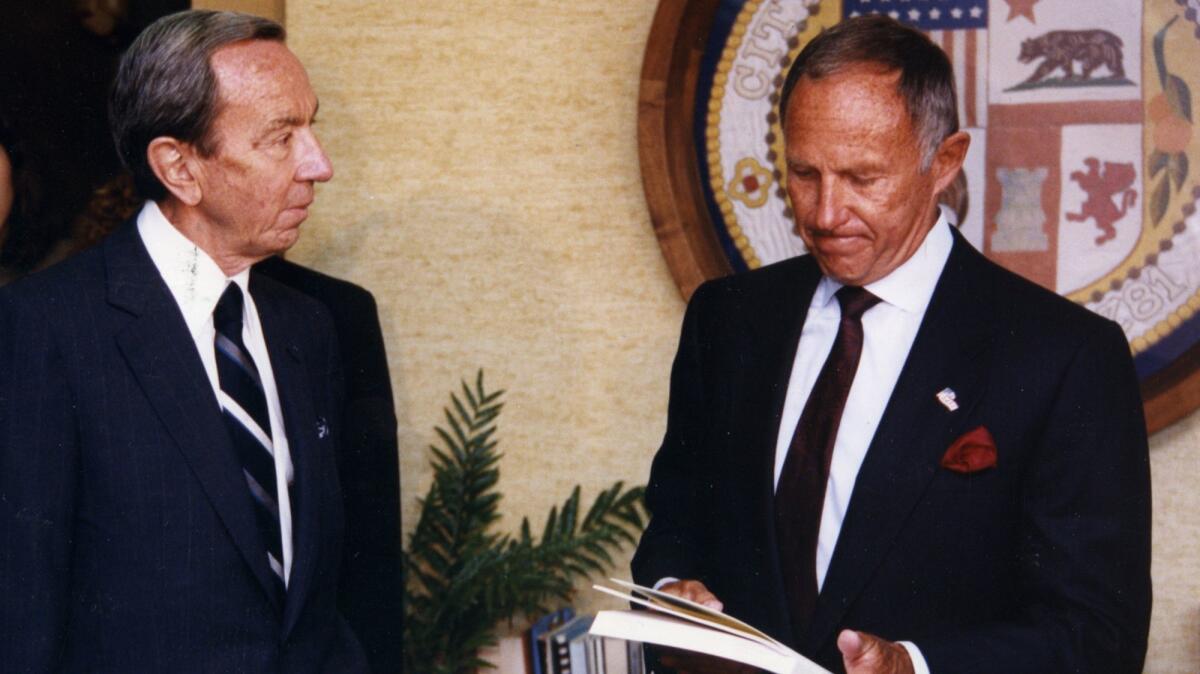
[
  {"x1": 633, "y1": 15, "x2": 1150, "y2": 674},
  {"x1": 1, "y1": 10, "x2": 371, "y2": 672}
]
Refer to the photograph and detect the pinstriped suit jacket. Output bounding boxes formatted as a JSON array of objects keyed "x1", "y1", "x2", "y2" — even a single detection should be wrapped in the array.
[{"x1": 0, "y1": 221, "x2": 369, "y2": 673}]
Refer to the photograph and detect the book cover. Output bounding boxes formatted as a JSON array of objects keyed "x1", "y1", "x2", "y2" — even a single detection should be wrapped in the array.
[{"x1": 589, "y1": 579, "x2": 831, "y2": 674}]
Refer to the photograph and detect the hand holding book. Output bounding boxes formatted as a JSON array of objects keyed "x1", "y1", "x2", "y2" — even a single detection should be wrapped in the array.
[
  {"x1": 591, "y1": 579, "x2": 914, "y2": 674},
  {"x1": 590, "y1": 579, "x2": 828, "y2": 674},
  {"x1": 654, "y1": 580, "x2": 761, "y2": 674},
  {"x1": 646, "y1": 580, "x2": 914, "y2": 674},
  {"x1": 657, "y1": 579, "x2": 724, "y2": 612}
]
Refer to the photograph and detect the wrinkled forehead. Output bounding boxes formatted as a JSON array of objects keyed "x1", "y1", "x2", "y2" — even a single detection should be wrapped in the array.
[
  {"x1": 785, "y1": 66, "x2": 908, "y2": 131},
  {"x1": 782, "y1": 66, "x2": 924, "y2": 164}
]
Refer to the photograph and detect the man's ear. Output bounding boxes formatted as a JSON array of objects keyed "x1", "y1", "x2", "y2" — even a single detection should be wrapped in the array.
[
  {"x1": 930, "y1": 130, "x2": 971, "y2": 195},
  {"x1": 147, "y1": 137, "x2": 202, "y2": 206}
]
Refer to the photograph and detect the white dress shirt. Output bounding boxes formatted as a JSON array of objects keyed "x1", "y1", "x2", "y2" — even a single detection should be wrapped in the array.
[
  {"x1": 770, "y1": 210, "x2": 954, "y2": 674},
  {"x1": 137, "y1": 201, "x2": 296, "y2": 585}
]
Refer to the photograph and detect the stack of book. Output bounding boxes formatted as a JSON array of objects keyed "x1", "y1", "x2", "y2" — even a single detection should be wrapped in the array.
[{"x1": 531, "y1": 608, "x2": 645, "y2": 674}]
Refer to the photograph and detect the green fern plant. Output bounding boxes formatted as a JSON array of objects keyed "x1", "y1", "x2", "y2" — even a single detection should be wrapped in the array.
[{"x1": 403, "y1": 371, "x2": 647, "y2": 674}]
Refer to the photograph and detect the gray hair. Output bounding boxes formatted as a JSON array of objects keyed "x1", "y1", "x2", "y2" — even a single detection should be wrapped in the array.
[
  {"x1": 109, "y1": 10, "x2": 285, "y2": 201},
  {"x1": 779, "y1": 15, "x2": 958, "y2": 171}
]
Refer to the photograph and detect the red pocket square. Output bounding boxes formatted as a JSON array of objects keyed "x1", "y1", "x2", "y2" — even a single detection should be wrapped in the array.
[{"x1": 941, "y1": 425, "x2": 997, "y2": 474}]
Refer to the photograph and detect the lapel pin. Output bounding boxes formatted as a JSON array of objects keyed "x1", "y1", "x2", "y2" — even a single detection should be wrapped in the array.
[
  {"x1": 316, "y1": 417, "x2": 330, "y2": 439},
  {"x1": 936, "y1": 387, "x2": 959, "y2": 412}
]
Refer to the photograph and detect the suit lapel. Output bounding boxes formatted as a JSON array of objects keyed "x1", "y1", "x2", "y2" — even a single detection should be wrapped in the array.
[
  {"x1": 804, "y1": 233, "x2": 999, "y2": 652},
  {"x1": 106, "y1": 223, "x2": 284, "y2": 611},
  {"x1": 737, "y1": 258, "x2": 823, "y2": 640},
  {"x1": 251, "y1": 274, "x2": 323, "y2": 638}
]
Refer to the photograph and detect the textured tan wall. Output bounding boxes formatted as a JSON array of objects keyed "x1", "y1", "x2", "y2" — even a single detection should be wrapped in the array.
[
  {"x1": 283, "y1": 0, "x2": 677, "y2": 620},
  {"x1": 281, "y1": 1, "x2": 1199, "y2": 669},
  {"x1": 1147, "y1": 417, "x2": 1200, "y2": 672}
]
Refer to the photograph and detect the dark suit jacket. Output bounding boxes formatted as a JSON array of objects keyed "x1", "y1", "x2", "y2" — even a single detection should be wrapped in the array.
[
  {"x1": 256, "y1": 255, "x2": 403, "y2": 674},
  {"x1": 0, "y1": 222, "x2": 369, "y2": 673},
  {"x1": 632, "y1": 230, "x2": 1151, "y2": 673}
]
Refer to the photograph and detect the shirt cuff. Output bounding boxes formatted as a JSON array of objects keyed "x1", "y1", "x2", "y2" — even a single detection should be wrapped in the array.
[
  {"x1": 652, "y1": 577, "x2": 680, "y2": 591},
  {"x1": 898, "y1": 641, "x2": 931, "y2": 674}
]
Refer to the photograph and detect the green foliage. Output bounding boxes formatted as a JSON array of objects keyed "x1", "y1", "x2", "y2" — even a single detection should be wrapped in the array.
[
  {"x1": 403, "y1": 371, "x2": 647, "y2": 674},
  {"x1": 1154, "y1": 16, "x2": 1192, "y2": 123}
]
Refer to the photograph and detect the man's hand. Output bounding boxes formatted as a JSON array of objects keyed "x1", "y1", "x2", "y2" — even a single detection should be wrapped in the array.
[
  {"x1": 659, "y1": 579, "x2": 723, "y2": 611},
  {"x1": 837, "y1": 629, "x2": 914, "y2": 674},
  {"x1": 654, "y1": 580, "x2": 752, "y2": 673}
]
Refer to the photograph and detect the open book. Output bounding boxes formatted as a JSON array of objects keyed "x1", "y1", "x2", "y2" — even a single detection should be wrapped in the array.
[{"x1": 589, "y1": 579, "x2": 831, "y2": 674}]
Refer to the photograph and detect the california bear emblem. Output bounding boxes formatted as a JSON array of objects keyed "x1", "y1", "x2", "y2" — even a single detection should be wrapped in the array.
[
  {"x1": 1018, "y1": 29, "x2": 1126, "y2": 84},
  {"x1": 1065, "y1": 158, "x2": 1137, "y2": 246}
]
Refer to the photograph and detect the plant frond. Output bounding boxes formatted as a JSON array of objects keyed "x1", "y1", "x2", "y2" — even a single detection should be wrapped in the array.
[{"x1": 405, "y1": 371, "x2": 648, "y2": 674}]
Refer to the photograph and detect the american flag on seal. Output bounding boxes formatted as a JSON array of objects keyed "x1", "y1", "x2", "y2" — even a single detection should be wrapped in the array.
[{"x1": 843, "y1": 0, "x2": 989, "y2": 129}]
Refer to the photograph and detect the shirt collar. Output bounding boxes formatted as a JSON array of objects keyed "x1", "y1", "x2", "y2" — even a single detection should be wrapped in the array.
[
  {"x1": 812, "y1": 206, "x2": 955, "y2": 315},
  {"x1": 137, "y1": 200, "x2": 251, "y2": 334}
]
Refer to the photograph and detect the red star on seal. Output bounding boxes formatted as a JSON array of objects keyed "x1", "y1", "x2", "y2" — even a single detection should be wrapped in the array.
[{"x1": 1003, "y1": 0, "x2": 1039, "y2": 23}]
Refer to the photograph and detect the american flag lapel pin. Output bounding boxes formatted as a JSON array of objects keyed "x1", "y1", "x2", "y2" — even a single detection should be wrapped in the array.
[{"x1": 936, "y1": 387, "x2": 959, "y2": 412}]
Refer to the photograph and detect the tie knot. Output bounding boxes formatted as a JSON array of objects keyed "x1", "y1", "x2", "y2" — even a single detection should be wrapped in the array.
[
  {"x1": 835, "y1": 285, "x2": 881, "y2": 321},
  {"x1": 214, "y1": 283, "x2": 245, "y2": 336}
]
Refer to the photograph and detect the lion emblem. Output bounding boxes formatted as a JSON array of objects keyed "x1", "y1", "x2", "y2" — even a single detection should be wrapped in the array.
[
  {"x1": 1018, "y1": 29, "x2": 1126, "y2": 84},
  {"x1": 1065, "y1": 158, "x2": 1137, "y2": 245}
]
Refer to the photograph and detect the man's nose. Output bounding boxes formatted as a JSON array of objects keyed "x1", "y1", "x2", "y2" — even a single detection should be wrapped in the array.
[
  {"x1": 298, "y1": 130, "x2": 334, "y2": 183},
  {"x1": 815, "y1": 177, "x2": 846, "y2": 230}
]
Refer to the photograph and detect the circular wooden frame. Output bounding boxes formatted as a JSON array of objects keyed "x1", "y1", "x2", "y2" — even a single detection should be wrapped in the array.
[
  {"x1": 636, "y1": 0, "x2": 1200, "y2": 435},
  {"x1": 637, "y1": 0, "x2": 731, "y2": 301}
]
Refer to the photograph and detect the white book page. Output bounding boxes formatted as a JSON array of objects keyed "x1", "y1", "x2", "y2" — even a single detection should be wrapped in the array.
[
  {"x1": 590, "y1": 610, "x2": 831, "y2": 674},
  {"x1": 603, "y1": 578, "x2": 789, "y2": 649},
  {"x1": 594, "y1": 582, "x2": 792, "y2": 655}
]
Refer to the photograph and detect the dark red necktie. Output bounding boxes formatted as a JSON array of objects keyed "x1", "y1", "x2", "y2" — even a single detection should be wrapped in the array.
[{"x1": 775, "y1": 285, "x2": 880, "y2": 643}]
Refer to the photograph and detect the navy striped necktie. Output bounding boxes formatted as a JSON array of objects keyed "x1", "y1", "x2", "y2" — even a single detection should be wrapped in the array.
[{"x1": 213, "y1": 282, "x2": 288, "y2": 594}]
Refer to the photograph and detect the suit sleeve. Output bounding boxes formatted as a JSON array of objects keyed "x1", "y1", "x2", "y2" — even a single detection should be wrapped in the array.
[
  {"x1": 329, "y1": 290, "x2": 404, "y2": 674},
  {"x1": 0, "y1": 289, "x2": 78, "y2": 672},
  {"x1": 917, "y1": 319, "x2": 1152, "y2": 673},
  {"x1": 631, "y1": 282, "x2": 718, "y2": 587}
]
